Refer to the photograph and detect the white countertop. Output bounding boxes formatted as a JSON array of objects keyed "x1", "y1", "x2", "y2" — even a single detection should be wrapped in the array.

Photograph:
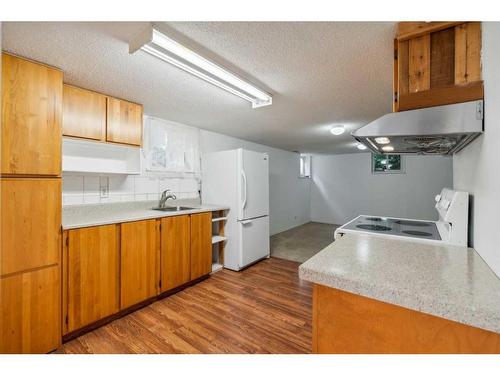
[
  {"x1": 299, "y1": 233, "x2": 500, "y2": 334},
  {"x1": 62, "y1": 200, "x2": 229, "y2": 229}
]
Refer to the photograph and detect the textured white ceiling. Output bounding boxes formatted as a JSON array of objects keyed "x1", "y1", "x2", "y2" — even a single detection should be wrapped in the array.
[{"x1": 2, "y1": 21, "x2": 395, "y2": 154}]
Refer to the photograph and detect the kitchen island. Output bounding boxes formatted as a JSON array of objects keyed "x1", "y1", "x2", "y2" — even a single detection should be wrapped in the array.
[{"x1": 299, "y1": 233, "x2": 500, "y2": 353}]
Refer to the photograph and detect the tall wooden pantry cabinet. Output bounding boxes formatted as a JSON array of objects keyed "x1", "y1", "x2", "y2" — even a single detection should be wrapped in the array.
[{"x1": 0, "y1": 53, "x2": 63, "y2": 353}]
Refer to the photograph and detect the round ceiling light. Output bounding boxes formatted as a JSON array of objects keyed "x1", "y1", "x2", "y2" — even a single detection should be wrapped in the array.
[
  {"x1": 357, "y1": 143, "x2": 367, "y2": 150},
  {"x1": 382, "y1": 145, "x2": 394, "y2": 152},
  {"x1": 375, "y1": 137, "x2": 390, "y2": 144},
  {"x1": 330, "y1": 125, "x2": 345, "y2": 135}
]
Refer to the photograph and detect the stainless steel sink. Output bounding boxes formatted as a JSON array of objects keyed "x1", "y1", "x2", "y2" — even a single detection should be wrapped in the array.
[{"x1": 152, "y1": 206, "x2": 194, "y2": 212}]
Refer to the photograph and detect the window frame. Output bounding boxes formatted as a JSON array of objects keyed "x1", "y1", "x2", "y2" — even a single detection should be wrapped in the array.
[
  {"x1": 299, "y1": 154, "x2": 311, "y2": 179},
  {"x1": 371, "y1": 154, "x2": 406, "y2": 175}
]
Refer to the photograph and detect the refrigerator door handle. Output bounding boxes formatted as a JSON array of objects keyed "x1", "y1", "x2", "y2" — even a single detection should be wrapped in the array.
[
  {"x1": 240, "y1": 219, "x2": 253, "y2": 225},
  {"x1": 241, "y1": 169, "x2": 248, "y2": 209}
]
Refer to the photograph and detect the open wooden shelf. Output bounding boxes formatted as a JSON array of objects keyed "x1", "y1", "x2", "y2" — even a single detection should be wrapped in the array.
[
  {"x1": 211, "y1": 235, "x2": 227, "y2": 244},
  {"x1": 211, "y1": 263, "x2": 223, "y2": 273}
]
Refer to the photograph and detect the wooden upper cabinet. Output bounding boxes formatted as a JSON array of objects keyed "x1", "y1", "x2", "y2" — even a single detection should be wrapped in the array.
[
  {"x1": 120, "y1": 220, "x2": 158, "y2": 309},
  {"x1": 190, "y1": 212, "x2": 213, "y2": 280},
  {"x1": 1, "y1": 53, "x2": 62, "y2": 175},
  {"x1": 394, "y1": 22, "x2": 483, "y2": 112},
  {"x1": 160, "y1": 215, "x2": 191, "y2": 292},
  {"x1": 0, "y1": 265, "x2": 61, "y2": 353},
  {"x1": 1, "y1": 178, "x2": 61, "y2": 276},
  {"x1": 66, "y1": 225, "x2": 119, "y2": 332},
  {"x1": 106, "y1": 97, "x2": 143, "y2": 146},
  {"x1": 62, "y1": 84, "x2": 106, "y2": 141}
]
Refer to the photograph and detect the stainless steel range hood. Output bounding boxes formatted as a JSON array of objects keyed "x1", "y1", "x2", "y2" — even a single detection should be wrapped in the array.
[{"x1": 352, "y1": 100, "x2": 484, "y2": 155}]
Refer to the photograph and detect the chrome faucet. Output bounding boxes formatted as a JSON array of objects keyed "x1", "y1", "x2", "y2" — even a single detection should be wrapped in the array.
[{"x1": 158, "y1": 189, "x2": 177, "y2": 208}]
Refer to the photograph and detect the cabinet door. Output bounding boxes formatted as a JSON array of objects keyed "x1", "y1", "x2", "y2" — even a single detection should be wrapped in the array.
[
  {"x1": 106, "y1": 97, "x2": 143, "y2": 146},
  {"x1": 67, "y1": 225, "x2": 119, "y2": 332},
  {"x1": 190, "y1": 212, "x2": 212, "y2": 280},
  {"x1": 1, "y1": 53, "x2": 62, "y2": 175},
  {"x1": 1, "y1": 178, "x2": 61, "y2": 276},
  {"x1": 160, "y1": 215, "x2": 190, "y2": 292},
  {"x1": 120, "y1": 220, "x2": 158, "y2": 309},
  {"x1": 62, "y1": 84, "x2": 106, "y2": 141},
  {"x1": 0, "y1": 265, "x2": 61, "y2": 353}
]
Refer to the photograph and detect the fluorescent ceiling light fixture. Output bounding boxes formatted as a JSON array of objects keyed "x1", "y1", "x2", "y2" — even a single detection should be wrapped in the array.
[
  {"x1": 129, "y1": 25, "x2": 272, "y2": 108},
  {"x1": 330, "y1": 125, "x2": 345, "y2": 135},
  {"x1": 357, "y1": 143, "x2": 367, "y2": 150},
  {"x1": 375, "y1": 137, "x2": 390, "y2": 145},
  {"x1": 382, "y1": 145, "x2": 394, "y2": 152}
]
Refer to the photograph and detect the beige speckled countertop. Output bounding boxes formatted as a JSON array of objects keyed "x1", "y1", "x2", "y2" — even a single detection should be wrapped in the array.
[
  {"x1": 299, "y1": 233, "x2": 500, "y2": 334},
  {"x1": 62, "y1": 200, "x2": 229, "y2": 229}
]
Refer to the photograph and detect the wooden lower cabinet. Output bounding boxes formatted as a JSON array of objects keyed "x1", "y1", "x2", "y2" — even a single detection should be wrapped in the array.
[
  {"x1": 160, "y1": 215, "x2": 191, "y2": 292},
  {"x1": 66, "y1": 225, "x2": 119, "y2": 333},
  {"x1": 190, "y1": 212, "x2": 212, "y2": 280},
  {"x1": 0, "y1": 265, "x2": 61, "y2": 353},
  {"x1": 1, "y1": 178, "x2": 61, "y2": 276},
  {"x1": 120, "y1": 220, "x2": 158, "y2": 309},
  {"x1": 313, "y1": 284, "x2": 500, "y2": 354},
  {"x1": 60, "y1": 213, "x2": 214, "y2": 338}
]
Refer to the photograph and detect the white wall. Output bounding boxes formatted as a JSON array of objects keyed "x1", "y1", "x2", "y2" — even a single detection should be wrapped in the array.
[
  {"x1": 453, "y1": 22, "x2": 500, "y2": 277},
  {"x1": 310, "y1": 153, "x2": 453, "y2": 225},
  {"x1": 200, "y1": 130, "x2": 311, "y2": 235}
]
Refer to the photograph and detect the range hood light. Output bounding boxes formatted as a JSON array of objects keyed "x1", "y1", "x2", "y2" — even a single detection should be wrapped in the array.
[
  {"x1": 330, "y1": 126, "x2": 345, "y2": 135},
  {"x1": 357, "y1": 143, "x2": 367, "y2": 150},
  {"x1": 382, "y1": 145, "x2": 394, "y2": 152},
  {"x1": 129, "y1": 25, "x2": 272, "y2": 108},
  {"x1": 375, "y1": 137, "x2": 390, "y2": 145}
]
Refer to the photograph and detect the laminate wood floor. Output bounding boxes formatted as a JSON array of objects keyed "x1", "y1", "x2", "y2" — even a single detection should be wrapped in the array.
[{"x1": 56, "y1": 258, "x2": 312, "y2": 354}]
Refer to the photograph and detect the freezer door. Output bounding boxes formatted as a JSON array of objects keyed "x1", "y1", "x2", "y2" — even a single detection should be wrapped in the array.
[
  {"x1": 238, "y1": 149, "x2": 269, "y2": 220},
  {"x1": 239, "y1": 216, "x2": 270, "y2": 268}
]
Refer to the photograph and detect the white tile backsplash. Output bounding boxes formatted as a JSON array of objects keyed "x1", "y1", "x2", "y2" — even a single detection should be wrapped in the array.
[
  {"x1": 109, "y1": 175, "x2": 134, "y2": 194},
  {"x1": 158, "y1": 177, "x2": 180, "y2": 193},
  {"x1": 134, "y1": 176, "x2": 159, "y2": 195},
  {"x1": 83, "y1": 176, "x2": 100, "y2": 195},
  {"x1": 63, "y1": 174, "x2": 200, "y2": 206}
]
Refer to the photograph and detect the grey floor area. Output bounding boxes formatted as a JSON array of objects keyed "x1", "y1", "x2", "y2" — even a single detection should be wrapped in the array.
[{"x1": 270, "y1": 222, "x2": 338, "y2": 264}]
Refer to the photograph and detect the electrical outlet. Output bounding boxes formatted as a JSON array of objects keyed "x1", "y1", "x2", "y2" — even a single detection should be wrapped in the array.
[{"x1": 99, "y1": 176, "x2": 109, "y2": 198}]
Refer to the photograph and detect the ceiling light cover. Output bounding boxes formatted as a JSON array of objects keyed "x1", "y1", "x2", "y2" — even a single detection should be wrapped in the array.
[
  {"x1": 357, "y1": 143, "x2": 367, "y2": 150},
  {"x1": 130, "y1": 25, "x2": 272, "y2": 109},
  {"x1": 330, "y1": 126, "x2": 345, "y2": 135},
  {"x1": 375, "y1": 137, "x2": 391, "y2": 144},
  {"x1": 382, "y1": 145, "x2": 395, "y2": 152}
]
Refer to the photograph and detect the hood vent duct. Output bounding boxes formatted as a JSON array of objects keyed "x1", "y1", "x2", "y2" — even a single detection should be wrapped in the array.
[{"x1": 352, "y1": 100, "x2": 484, "y2": 155}]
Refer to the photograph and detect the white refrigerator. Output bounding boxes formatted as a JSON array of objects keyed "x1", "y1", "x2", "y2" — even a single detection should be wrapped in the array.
[{"x1": 202, "y1": 148, "x2": 270, "y2": 271}]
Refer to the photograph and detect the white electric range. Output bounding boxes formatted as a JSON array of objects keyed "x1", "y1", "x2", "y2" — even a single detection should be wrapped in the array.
[{"x1": 334, "y1": 188, "x2": 469, "y2": 246}]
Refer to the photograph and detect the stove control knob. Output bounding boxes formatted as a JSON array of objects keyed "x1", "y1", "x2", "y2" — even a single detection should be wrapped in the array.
[{"x1": 435, "y1": 194, "x2": 442, "y2": 203}]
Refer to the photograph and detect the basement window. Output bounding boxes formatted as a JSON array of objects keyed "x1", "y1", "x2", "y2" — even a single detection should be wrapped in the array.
[
  {"x1": 372, "y1": 154, "x2": 404, "y2": 174},
  {"x1": 299, "y1": 154, "x2": 311, "y2": 178}
]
